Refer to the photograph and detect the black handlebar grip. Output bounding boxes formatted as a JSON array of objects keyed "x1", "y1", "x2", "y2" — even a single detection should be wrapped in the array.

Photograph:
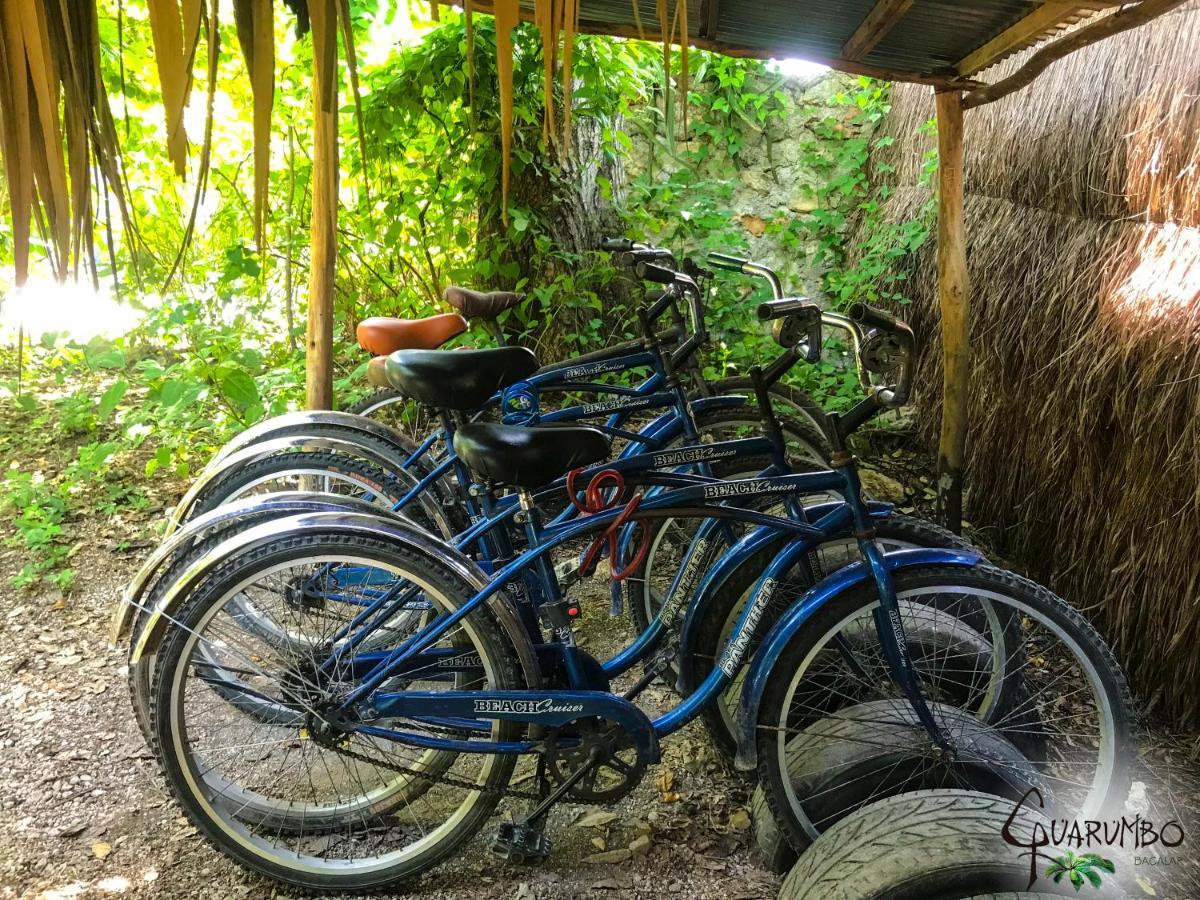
[
  {"x1": 848, "y1": 302, "x2": 903, "y2": 334},
  {"x1": 635, "y1": 261, "x2": 676, "y2": 285},
  {"x1": 601, "y1": 238, "x2": 635, "y2": 252},
  {"x1": 757, "y1": 298, "x2": 817, "y2": 321},
  {"x1": 617, "y1": 248, "x2": 674, "y2": 267},
  {"x1": 707, "y1": 252, "x2": 749, "y2": 273}
]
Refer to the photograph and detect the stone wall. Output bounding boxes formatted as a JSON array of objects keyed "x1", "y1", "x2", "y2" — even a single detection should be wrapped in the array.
[{"x1": 624, "y1": 69, "x2": 862, "y2": 299}]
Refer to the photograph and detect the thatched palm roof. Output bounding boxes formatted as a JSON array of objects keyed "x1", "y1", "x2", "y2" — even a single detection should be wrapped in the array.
[{"x1": 456, "y1": 0, "x2": 1114, "y2": 86}]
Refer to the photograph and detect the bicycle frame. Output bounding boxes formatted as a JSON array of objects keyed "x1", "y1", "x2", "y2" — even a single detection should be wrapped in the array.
[{"x1": 317, "y1": 462, "x2": 958, "y2": 765}]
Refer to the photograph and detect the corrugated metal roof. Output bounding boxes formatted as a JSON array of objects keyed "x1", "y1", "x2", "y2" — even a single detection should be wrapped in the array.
[{"x1": 554, "y1": 0, "x2": 1108, "y2": 85}]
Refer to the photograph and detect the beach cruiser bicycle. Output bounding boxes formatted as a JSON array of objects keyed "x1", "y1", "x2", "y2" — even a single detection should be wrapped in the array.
[
  {"x1": 116, "y1": 261, "x2": 968, "y2": 754},
  {"x1": 134, "y1": 298, "x2": 1134, "y2": 893}
]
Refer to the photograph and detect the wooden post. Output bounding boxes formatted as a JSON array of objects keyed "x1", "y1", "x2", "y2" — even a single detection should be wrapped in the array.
[
  {"x1": 935, "y1": 88, "x2": 968, "y2": 533},
  {"x1": 306, "y1": 0, "x2": 338, "y2": 410}
]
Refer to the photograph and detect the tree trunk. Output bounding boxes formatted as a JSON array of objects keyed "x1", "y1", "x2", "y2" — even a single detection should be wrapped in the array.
[{"x1": 478, "y1": 115, "x2": 635, "y2": 361}]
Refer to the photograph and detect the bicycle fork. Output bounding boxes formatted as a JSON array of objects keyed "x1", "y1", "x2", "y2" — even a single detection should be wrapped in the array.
[{"x1": 838, "y1": 456, "x2": 953, "y2": 753}]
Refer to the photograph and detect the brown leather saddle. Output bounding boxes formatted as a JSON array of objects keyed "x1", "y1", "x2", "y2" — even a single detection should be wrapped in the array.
[{"x1": 355, "y1": 311, "x2": 468, "y2": 356}]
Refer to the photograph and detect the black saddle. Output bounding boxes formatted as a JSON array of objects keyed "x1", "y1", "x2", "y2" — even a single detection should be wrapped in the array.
[
  {"x1": 453, "y1": 423, "x2": 611, "y2": 489},
  {"x1": 444, "y1": 286, "x2": 525, "y2": 321},
  {"x1": 385, "y1": 347, "x2": 539, "y2": 410}
]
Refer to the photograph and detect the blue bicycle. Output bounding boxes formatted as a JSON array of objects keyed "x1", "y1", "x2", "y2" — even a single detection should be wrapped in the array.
[{"x1": 136, "y1": 300, "x2": 1134, "y2": 893}]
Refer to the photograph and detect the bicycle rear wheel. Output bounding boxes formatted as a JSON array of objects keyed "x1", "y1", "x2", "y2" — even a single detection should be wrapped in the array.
[{"x1": 755, "y1": 563, "x2": 1135, "y2": 855}]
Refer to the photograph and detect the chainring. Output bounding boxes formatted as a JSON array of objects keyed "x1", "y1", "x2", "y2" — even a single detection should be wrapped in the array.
[{"x1": 544, "y1": 718, "x2": 645, "y2": 803}]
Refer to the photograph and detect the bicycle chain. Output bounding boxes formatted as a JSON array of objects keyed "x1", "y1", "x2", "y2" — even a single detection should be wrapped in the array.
[{"x1": 312, "y1": 726, "x2": 610, "y2": 804}]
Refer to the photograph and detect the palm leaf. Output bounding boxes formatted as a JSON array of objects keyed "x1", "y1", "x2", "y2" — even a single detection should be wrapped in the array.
[
  {"x1": 336, "y1": 0, "x2": 369, "y2": 199},
  {"x1": 145, "y1": 0, "x2": 191, "y2": 176},
  {"x1": 560, "y1": 0, "x2": 578, "y2": 153},
  {"x1": 0, "y1": 0, "x2": 36, "y2": 284},
  {"x1": 19, "y1": 0, "x2": 71, "y2": 277}
]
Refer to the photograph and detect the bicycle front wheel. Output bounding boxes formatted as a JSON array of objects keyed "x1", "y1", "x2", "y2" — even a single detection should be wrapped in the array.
[
  {"x1": 754, "y1": 563, "x2": 1135, "y2": 855},
  {"x1": 151, "y1": 530, "x2": 522, "y2": 892}
]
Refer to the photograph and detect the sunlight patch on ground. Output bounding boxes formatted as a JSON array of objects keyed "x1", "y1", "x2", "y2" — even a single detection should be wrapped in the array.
[{"x1": 0, "y1": 279, "x2": 143, "y2": 344}]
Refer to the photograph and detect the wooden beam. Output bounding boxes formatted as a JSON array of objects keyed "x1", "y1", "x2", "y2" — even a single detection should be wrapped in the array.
[
  {"x1": 935, "y1": 89, "x2": 969, "y2": 534},
  {"x1": 699, "y1": 0, "x2": 720, "y2": 41},
  {"x1": 841, "y1": 0, "x2": 915, "y2": 61},
  {"x1": 956, "y1": 2, "x2": 1085, "y2": 76},
  {"x1": 964, "y1": 0, "x2": 1188, "y2": 107},
  {"x1": 306, "y1": 0, "x2": 337, "y2": 410}
]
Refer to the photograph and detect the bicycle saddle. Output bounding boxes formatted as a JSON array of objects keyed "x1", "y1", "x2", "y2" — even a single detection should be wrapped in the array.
[
  {"x1": 444, "y1": 286, "x2": 524, "y2": 321},
  {"x1": 385, "y1": 347, "x2": 539, "y2": 410},
  {"x1": 453, "y1": 422, "x2": 611, "y2": 489},
  {"x1": 356, "y1": 312, "x2": 468, "y2": 355}
]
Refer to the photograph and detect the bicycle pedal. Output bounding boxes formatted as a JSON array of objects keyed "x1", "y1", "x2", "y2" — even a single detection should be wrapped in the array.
[
  {"x1": 554, "y1": 558, "x2": 581, "y2": 587},
  {"x1": 491, "y1": 822, "x2": 552, "y2": 862}
]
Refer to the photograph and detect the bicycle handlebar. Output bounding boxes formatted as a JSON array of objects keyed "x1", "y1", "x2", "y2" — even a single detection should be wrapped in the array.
[
  {"x1": 757, "y1": 299, "x2": 822, "y2": 364},
  {"x1": 600, "y1": 237, "x2": 636, "y2": 252},
  {"x1": 848, "y1": 302, "x2": 915, "y2": 407},
  {"x1": 707, "y1": 252, "x2": 748, "y2": 273},
  {"x1": 634, "y1": 261, "x2": 676, "y2": 285},
  {"x1": 706, "y1": 252, "x2": 784, "y2": 299},
  {"x1": 616, "y1": 248, "x2": 675, "y2": 267}
]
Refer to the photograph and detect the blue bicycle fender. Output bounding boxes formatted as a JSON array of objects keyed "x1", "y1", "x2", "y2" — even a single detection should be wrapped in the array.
[
  {"x1": 676, "y1": 525, "x2": 781, "y2": 690},
  {"x1": 674, "y1": 500, "x2": 896, "y2": 691},
  {"x1": 731, "y1": 546, "x2": 982, "y2": 772}
]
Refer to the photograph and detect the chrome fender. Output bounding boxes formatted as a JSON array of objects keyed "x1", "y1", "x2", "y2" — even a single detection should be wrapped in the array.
[
  {"x1": 165, "y1": 435, "x2": 450, "y2": 539},
  {"x1": 208, "y1": 410, "x2": 416, "y2": 468},
  {"x1": 132, "y1": 510, "x2": 542, "y2": 690},
  {"x1": 731, "y1": 546, "x2": 982, "y2": 771},
  {"x1": 110, "y1": 492, "x2": 391, "y2": 648}
]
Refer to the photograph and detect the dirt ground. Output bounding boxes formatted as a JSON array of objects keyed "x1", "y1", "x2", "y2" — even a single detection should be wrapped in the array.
[{"x1": 1, "y1": 453, "x2": 1198, "y2": 900}]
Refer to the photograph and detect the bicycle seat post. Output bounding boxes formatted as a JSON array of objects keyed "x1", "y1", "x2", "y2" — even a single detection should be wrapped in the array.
[{"x1": 516, "y1": 489, "x2": 588, "y2": 690}]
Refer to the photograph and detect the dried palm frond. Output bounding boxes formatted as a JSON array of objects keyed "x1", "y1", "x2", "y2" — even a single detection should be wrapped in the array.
[
  {"x1": 0, "y1": 0, "x2": 132, "y2": 287},
  {"x1": 233, "y1": 0, "x2": 274, "y2": 250},
  {"x1": 145, "y1": 0, "x2": 197, "y2": 177},
  {"x1": 494, "y1": 0, "x2": 520, "y2": 218}
]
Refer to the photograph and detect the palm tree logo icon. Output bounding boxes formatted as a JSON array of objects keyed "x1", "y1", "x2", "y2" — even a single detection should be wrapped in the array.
[{"x1": 1044, "y1": 851, "x2": 1116, "y2": 891}]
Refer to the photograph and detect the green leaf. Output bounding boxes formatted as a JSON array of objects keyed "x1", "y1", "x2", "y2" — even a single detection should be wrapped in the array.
[
  {"x1": 84, "y1": 340, "x2": 125, "y2": 370},
  {"x1": 219, "y1": 369, "x2": 259, "y2": 410},
  {"x1": 97, "y1": 380, "x2": 128, "y2": 420},
  {"x1": 159, "y1": 379, "x2": 186, "y2": 408}
]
